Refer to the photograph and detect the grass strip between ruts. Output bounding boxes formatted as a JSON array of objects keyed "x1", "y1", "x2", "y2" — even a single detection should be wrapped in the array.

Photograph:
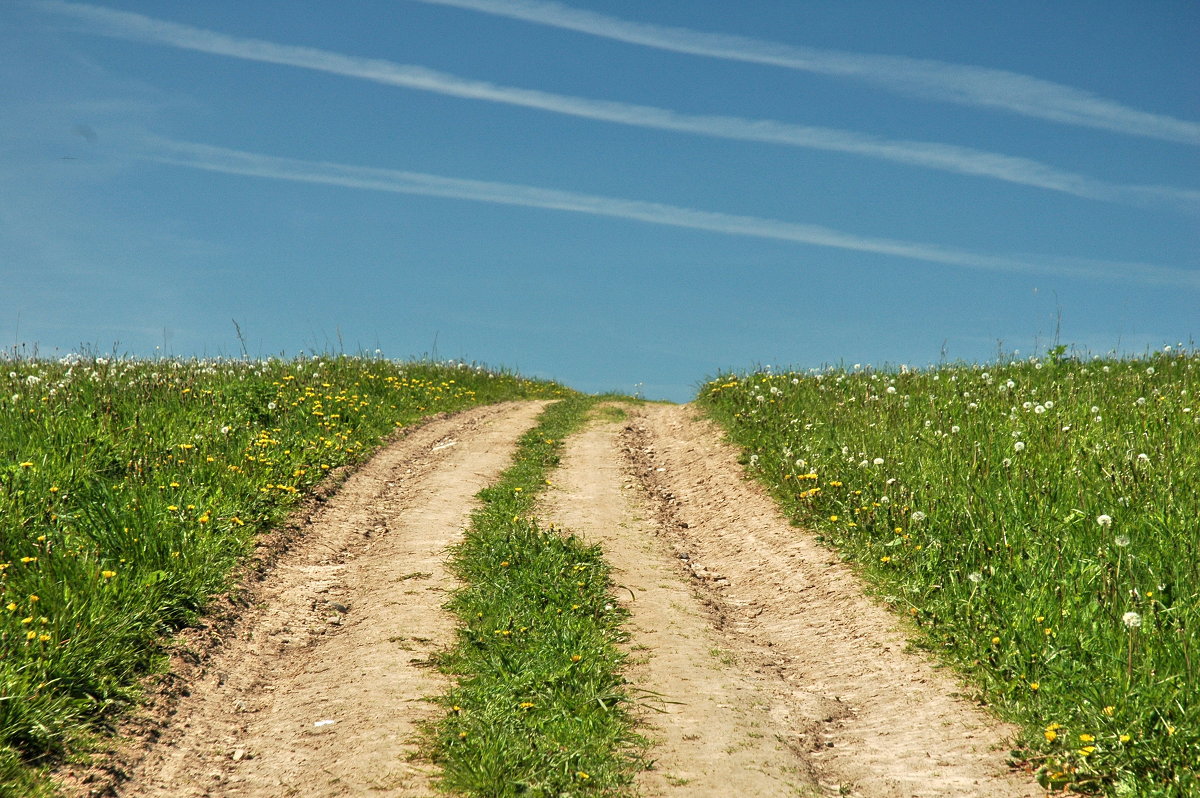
[{"x1": 428, "y1": 397, "x2": 644, "y2": 797}]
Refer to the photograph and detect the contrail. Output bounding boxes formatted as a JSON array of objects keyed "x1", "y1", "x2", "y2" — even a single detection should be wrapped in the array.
[
  {"x1": 33, "y1": 1, "x2": 1199, "y2": 211},
  {"x1": 407, "y1": 0, "x2": 1200, "y2": 146},
  {"x1": 144, "y1": 138, "x2": 1198, "y2": 289}
]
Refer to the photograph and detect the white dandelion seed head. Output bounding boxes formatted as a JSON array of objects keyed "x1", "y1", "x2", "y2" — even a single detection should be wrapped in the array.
[
  {"x1": 1014, "y1": 441, "x2": 1026, "y2": 452},
  {"x1": 1122, "y1": 611, "x2": 1141, "y2": 629},
  {"x1": 967, "y1": 572, "x2": 983, "y2": 584},
  {"x1": 911, "y1": 511, "x2": 927, "y2": 522},
  {"x1": 1137, "y1": 453, "x2": 1150, "y2": 463},
  {"x1": 873, "y1": 457, "x2": 885, "y2": 465},
  {"x1": 1034, "y1": 404, "x2": 1046, "y2": 414},
  {"x1": 1114, "y1": 535, "x2": 1131, "y2": 547},
  {"x1": 1096, "y1": 514, "x2": 1113, "y2": 527}
]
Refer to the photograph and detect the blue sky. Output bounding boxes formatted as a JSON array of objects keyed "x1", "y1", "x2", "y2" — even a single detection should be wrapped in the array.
[{"x1": 2, "y1": 1, "x2": 1197, "y2": 401}]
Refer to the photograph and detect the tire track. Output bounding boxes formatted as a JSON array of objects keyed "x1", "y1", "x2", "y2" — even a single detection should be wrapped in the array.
[
  {"x1": 92, "y1": 401, "x2": 547, "y2": 798},
  {"x1": 622, "y1": 404, "x2": 1042, "y2": 798}
]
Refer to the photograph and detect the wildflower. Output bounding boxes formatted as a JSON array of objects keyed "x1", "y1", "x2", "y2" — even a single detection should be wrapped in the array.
[
  {"x1": 576, "y1": 772, "x2": 590, "y2": 780},
  {"x1": 967, "y1": 572, "x2": 983, "y2": 584},
  {"x1": 570, "y1": 654, "x2": 582, "y2": 662},
  {"x1": 1136, "y1": 453, "x2": 1149, "y2": 463},
  {"x1": 1044, "y1": 729, "x2": 1058, "y2": 742},
  {"x1": 873, "y1": 457, "x2": 885, "y2": 465},
  {"x1": 1079, "y1": 733, "x2": 1094, "y2": 742},
  {"x1": 1114, "y1": 535, "x2": 1130, "y2": 547},
  {"x1": 1096, "y1": 514, "x2": 1113, "y2": 527},
  {"x1": 910, "y1": 511, "x2": 927, "y2": 522},
  {"x1": 1119, "y1": 734, "x2": 1131, "y2": 743},
  {"x1": 1102, "y1": 706, "x2": 1114, "y2": 716},
  {"x1": 1122, "y1": 611, "x2": 1141, "y2": 629},
  {"x1": 19, "y1": 461, "x2": 33, "y2": 468},
  {"x1": 1013, "y1": 441, "x2": 1025, "y2": 452},
  {"x1": 101, "y1": 570, "x2": 116, "y2": 579},
  {"x1": 1029, "y1": 682, "x2": 1039, "y2": 691}
]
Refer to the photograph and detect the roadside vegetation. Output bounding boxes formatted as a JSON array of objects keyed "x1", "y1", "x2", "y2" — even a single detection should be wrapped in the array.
[
  {"x1": 428, "y1": 397, "x2": 643, "y2": 796},
  {"x1": 0, "y1": 353, "x2": 572, "y2": 795},
  {"x1": 699, "y1": 348, "x2": 1198, "y2": 796}
]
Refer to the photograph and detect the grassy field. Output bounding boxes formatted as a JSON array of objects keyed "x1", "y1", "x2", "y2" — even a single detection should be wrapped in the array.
[
  {"x1": 0, "y1": 354, "x2": 572, "y2": 794},
  {"x1": 698, "y1": 349, "x2": 1198, "y2": 796}
]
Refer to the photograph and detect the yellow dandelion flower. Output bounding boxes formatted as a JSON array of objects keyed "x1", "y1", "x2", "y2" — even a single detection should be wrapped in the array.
[{"x1": 101, "y1": 570, "x2": 116, "y2": 579}]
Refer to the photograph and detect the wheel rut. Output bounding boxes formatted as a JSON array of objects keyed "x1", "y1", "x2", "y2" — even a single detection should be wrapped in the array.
[
  {"x1": 98, "y1": 401, "x2": 547, "y2": 798},
  {"x1": 616, "y1": 404, "x2": 1042, "y2": 798}
]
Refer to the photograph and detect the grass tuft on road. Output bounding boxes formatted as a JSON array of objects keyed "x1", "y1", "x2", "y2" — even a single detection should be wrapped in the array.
[{"x1": 429, "y1": 397, "x2": 644, "y2": 797}]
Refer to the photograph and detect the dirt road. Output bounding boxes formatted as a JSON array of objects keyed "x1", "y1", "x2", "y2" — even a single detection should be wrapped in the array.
[{"x1": 67, "y1": 400, "x2": 1040, "y2": 797}]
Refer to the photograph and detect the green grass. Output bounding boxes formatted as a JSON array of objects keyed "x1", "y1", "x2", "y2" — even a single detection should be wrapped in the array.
[
  {"x1": 0, "y1": 354, "x2": 573, "y2": 794},
  {"x1": 698, "y1": 349, "x2": 1199, "y2": 796},
  {"x1": 428, "y1": 398, "x2": 644, "y2": 796}
]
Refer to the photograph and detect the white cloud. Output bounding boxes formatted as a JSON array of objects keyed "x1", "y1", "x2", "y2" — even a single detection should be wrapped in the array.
[
  {"x1": 144, "y1": 138, "x2": 1199, "y2": 289},
  {"x1": 33, "y1": 1, "x2": 1199, "y2": 211},
  {"x1": 410, "y1": 0, "x2": 1200, "y2": 146}
]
